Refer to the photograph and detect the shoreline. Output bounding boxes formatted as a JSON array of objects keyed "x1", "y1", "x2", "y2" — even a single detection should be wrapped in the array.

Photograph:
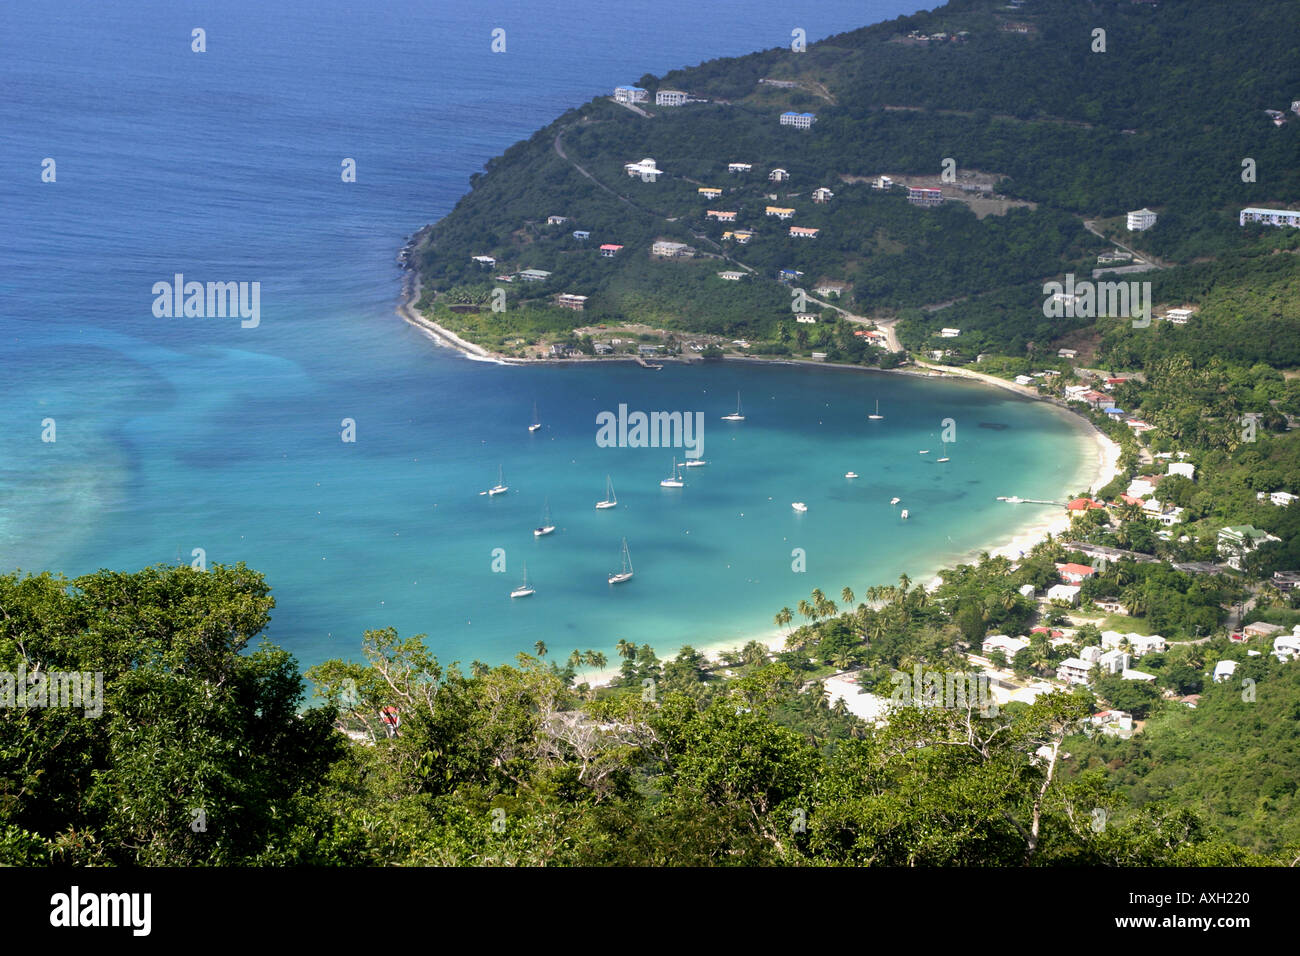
[{"x1": 394, "y1": 270, "x2": 1124, "y2": 688}]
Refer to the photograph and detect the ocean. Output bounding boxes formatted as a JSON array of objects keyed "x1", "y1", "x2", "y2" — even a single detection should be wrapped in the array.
[{"x1": 1, "y1": 0, "x2": 1096, "y2": 672}]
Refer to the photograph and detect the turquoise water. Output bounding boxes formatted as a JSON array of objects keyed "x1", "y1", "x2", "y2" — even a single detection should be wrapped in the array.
[{"x1": 1, "y1": 0, "x2": 1094, "y2": 670}]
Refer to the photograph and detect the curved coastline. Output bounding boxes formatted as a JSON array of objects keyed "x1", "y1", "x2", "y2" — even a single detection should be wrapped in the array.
[{"x1": 395, "y1": 270, "x2": 1123, "y2": 685}]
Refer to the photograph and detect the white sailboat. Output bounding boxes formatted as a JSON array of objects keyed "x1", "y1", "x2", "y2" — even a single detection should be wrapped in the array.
[
  {"x1": 510, "y1": 562, "x2": 535, "y2": 598},
  {"x1": 528, "y1": 402, "x2": 542, "y2": 433},
  {"x1": 683, "y1": 457, "x2": 708, "y2": 467},
  {"x1": 868, "y1": 399, "x2": 884, "y2": 421},
  {"x1": 890, "y1": 497, "x2": 901, "y2": 505},
  {"x1": 596, "y1": 475, "x2": 618, "y2": 509},
  {"x1": 937, "y1": 441, "x2": 950, "y2": 463},
  {"x1": 844, "y1": 471, "x2": 859, "y2": 479},
  {"x1": 534, "y1": 498, "x2": 556, "y2": 537},
  {"x1": 900, "y1": 509, "x2": 909, "y2": 520},
  {"x1": 721, "y1": 392, "x2": 745, "y2": 421},
  {"x1": 486, "y1": 465, "x2": 508, "y2": 496},
  {"x1": 918, "y1": 449, "x2": 930, "y2": 455},
  {"x1": 608, "y1": 538, "x2": 634, "y2": 584},
  {"x1": 660, "y1": 457, "x2": 684, "y2": 488},
  {"x1": 791, "y1": 501, "x2": 808, "y2": 512}
]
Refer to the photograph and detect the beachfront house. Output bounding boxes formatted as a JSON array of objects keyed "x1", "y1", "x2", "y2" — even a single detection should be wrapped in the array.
[
  {"x1": 1046, "y1": 584, "x2": 1081, "y2": 606},
  {"x1": 1056, "y1": 563, "x2": 1097, "y2": 584}
]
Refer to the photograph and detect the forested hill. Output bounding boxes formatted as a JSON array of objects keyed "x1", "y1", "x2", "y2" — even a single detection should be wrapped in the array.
[{"x1": 406, "y1": 0, "x2": 1299, "y2": 358}]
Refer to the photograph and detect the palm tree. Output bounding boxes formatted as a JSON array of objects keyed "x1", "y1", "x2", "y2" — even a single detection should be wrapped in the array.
[
  {"x1": 774, "y1": 606, "x2": 793, "y2": 635},
  {"x1": 471, "y1": 660, "x2": 490, "y2": 678},
  {"x1": 534, "y1": 640, "x2": 547, "y2": 659},
  {"x1": 585, "y1": 650, "x2": 608, "y2": 671},
  {"x1": 615, "y1": 638, "x2": 634, "y2": 660},
  {"x1": 797, "y1": 598, "x2": 816, "y2": 627},
  {"x1": 841, "y1": 586, "x2": 855, "y2": 607},
  {"x1": 567, "y1": 649, "x2": 584, "y2": 680},
  {"x1": 897, "y1": 573, "x2": 911, "y2": 597},
  {"x1": 830, "y1": 650, "x2": 853, "y2": 671},
  {"x1": 815, "y1": 595, "x2": 838, "y2": 620}
]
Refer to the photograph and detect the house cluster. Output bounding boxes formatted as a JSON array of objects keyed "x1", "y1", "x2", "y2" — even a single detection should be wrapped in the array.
[
  {"x1": 1239, "y1": 207, "x2": 1300, "y2": 228},
  {"x1": 899, "y1": 29, "x2": 970, "y2": 43},
  {"x1": 779, "y1": 111, "x2": 816, "y2": 129}
]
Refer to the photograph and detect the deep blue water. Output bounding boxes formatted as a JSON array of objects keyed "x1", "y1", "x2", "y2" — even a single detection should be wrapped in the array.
[{"x1": 1, "y1": 0, "x2": 1096, "y2": 672}]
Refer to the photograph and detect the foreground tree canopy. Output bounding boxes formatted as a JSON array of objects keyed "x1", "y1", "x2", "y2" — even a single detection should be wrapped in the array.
[{"x1": 0, "y1": 565, "x2": 1288, "y2": 866}]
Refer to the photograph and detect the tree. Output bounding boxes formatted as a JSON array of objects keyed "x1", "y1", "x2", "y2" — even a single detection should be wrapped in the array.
[{"x1": 534, "y1": 641, "x2": 548, "y2": 659}]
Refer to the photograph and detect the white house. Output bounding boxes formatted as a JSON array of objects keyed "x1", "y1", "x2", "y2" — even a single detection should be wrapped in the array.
[
  {"x1": 651, "y1": 240, "x2": 693, "y2": 258},
  {"x1": 1167, "y1": 462, "x2": 1195, "y2": 480},
  {"x1": 1056, "y1": 658, "x2": 1092, "y2": 685},
  {"x1": 1218, "y1": 525, "x2": 1281, "y2": 570},
  {"x1": 1099, "y1": 649, "x2": 1130, "y2": 675},
  {"x1": 655, "y1": 90, "x2": 689, "y2": 106},
  {"x1": 1127, "y1": 208, "x2": 1158, "y2": 231},
  {"x1": 983, "y1": 635, "x2": 1030, "y2": 659},
  {"x1": 779, "y1": 111, "x2": 816, "y2": 129},
  {"x1": 1046, "y1": 584, "x2": 1081, "y2": 606},
  {"x1": 727, "y1": 162, "x2": 752, "y2": 174},
  {"x1": 1239, "y1": 207, "x2": 1300, "y2": 228},
  {"x1": 1163, "y1": 308, "x2": 1195, "y2": 325},
  {"x1": 1018, "y1": 584, "x2": 1037, "y2": 597},
  {"x1": 471, "y1": 255, "x2": 496, "y2": 267},
  {"x1": 1273, "y1": 634, "x2": 1300, "y2": 661},
  {"x1": 769, "y1": 167, "x2": 790, "y2": 182},
  {"x1": 624, "y1": 157, "x2": 662, "y2": 181},
  {"x1": 939, "y1": 328, "x2": 961, "y2": 338},
  {"x1": 1091, "y1": 709, "x2": 1135, "y2": 737},
  {"x1": 1213, "y1": 660, "x2": 1239, "y2": 683},
  {"x1": 613, "y1": 86, "x2": 648, "y2": 103},
  {"x1": 812, "y1": 187, "x2": 834, "y2": 203},
  {"x1": 1121, "y1": 668, "x2": 1156, "y2": 682},
  {"x1": 1100, "y1": 632, "x2": 1166, "y2": 657}
]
